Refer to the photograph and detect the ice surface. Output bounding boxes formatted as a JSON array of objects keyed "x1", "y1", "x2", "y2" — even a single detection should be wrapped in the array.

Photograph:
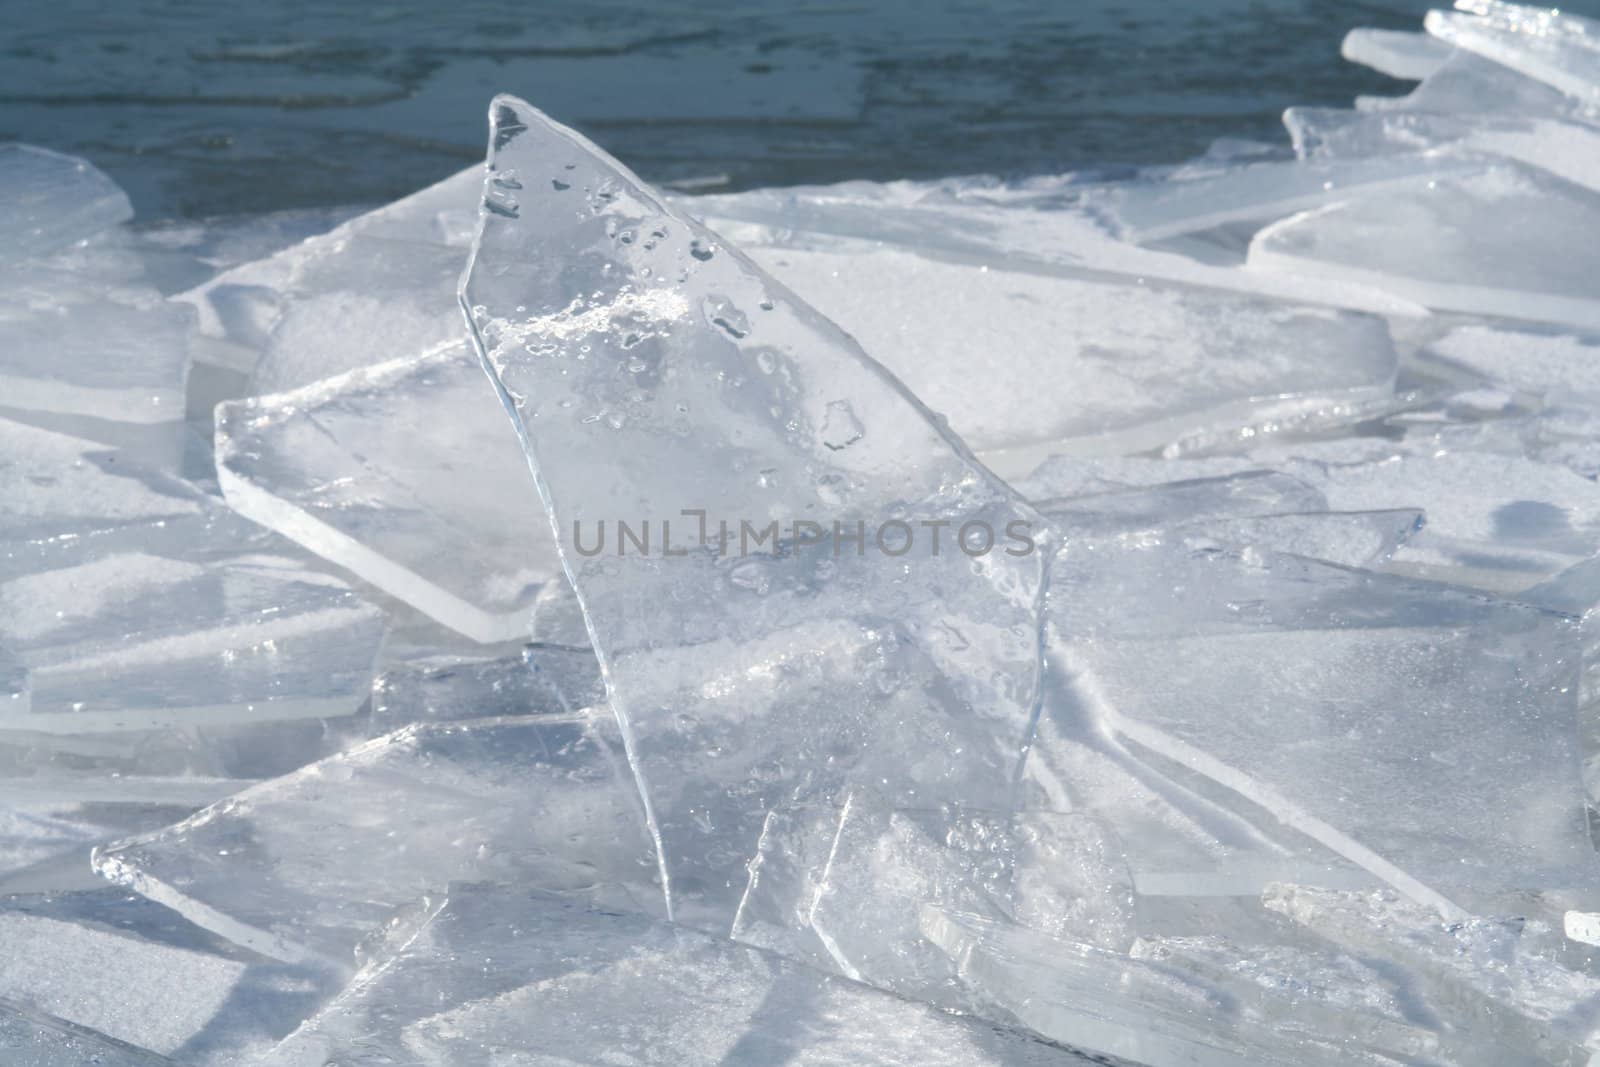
[
  {"x1": 1426, "y1": 2, "x2": 1600, "y2": 106},
  {"x1": 462, "y1": 96, "x2": 1050, "y2": 925},
  {"x1": 94, "y1": 714, "x2": 662, "y2": 965},
  {"x1": 1250, "y1": 165, "x2": 1600, "y2": 331},
  {"x1": 737, "y1": 242, "x2": 1398, "y2": 473},
  {"x1": 1340, "y1": 28, "x2": 1453, "y2": 80},
  {"x1": 0, "y1": 144, "x2": 132, "y2": 261},
  {"x1": 1422, "y1": 323, "x2": 1600, "y2": 404},
  {"x1": 0, "y1": 1000, "x2": 177, "y2": 1067},
  {"x1": 0, "y1": 897, "x2": 332, "y2": 1062},
  {"x1": 1358, "y1": 47, "x2": 1580, "y2": 118},
  {"x1": 215, "y1": 342, "x2": 559, "y2": 642},
  {"x1": 257, "y1": 884, "x2": 1084, "y2": 1067}
]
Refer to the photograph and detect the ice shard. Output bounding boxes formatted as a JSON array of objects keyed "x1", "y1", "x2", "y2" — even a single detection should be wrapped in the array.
[
  {"x1": 256, "y1": 884, "x2": 1086, "y2": 1067},
  {"x1": 1250, "y1": 165, "x2": 1600, "y2": 331},
  {"x1": 1426, "y1": 2, "x2": 1600, "y2": 106},
  {"x1": 215, "y1": 342, "x2": 560, "y2": 642},
  {"x1": 93, "y1": 714, "x2": 662, "y2": 965},
  {"x1": 461, "y1": 96, "x2": 1051, "y2": 924},
  {"x1": 0, "y1": 145, "x2": 132, "y2": 261}
]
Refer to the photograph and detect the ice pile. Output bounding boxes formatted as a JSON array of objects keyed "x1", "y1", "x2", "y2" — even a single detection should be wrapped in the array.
[{"x1": 6, "y1": 1, "x2": 1600, "y2": 1063}]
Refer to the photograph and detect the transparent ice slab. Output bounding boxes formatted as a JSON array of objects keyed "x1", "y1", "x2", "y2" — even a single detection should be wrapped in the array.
[
  {"x1": 1046, "y1": 537, "x2": 1595, "y2": 914},
  {"x1": 0, "y1": 896, "x2": 334, "y2": 1063},
  {"x1": 94, "y1": 713, "x2": 662, "y2": 965},
  {"x1": 1249, "y1": 164, "x2": 1600, "y2": 331},
  {"x1": 216, "y1": 342, "x2": 559, "y2": 642},
  {"x1": 370, "y1": 644, "x2": 603, "y2": 734},
  {"x1": 0, "y1": 1000, "x2": 176, "y2": 1067},
  {"x1": 738, "y1": 241, "x2": 1398, "y2": 474},
  {"x1": 461, "y1": 96, "x2": 1050, "y2": 925},
  {"x1": 0, "y1": 144, "x2": 132, "y2": 261},
  {"x1": 1426, "y1": 2, "x2": 1600, "y2": 106},
  {"x1": 257, "y1": 884, "x2": 1087, "y2": 1067},
  {"x1": 1340, "y1": 28, "x2": 1453, "y2": 80}
]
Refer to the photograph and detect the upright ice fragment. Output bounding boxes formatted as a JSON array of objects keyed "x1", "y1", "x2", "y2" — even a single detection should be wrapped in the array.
[
  {"x1": 215, "y1": 342, "x2": 560, "y2": 642},
  {"x1": 1340, "y1": 28, "x2": 1453, "y2": 80},
  {"x1": 0, "y1": 145, "x2": 132, "y2": 260},
  {"x1": 461, "y1": 96, "x2": 1050, "y2": 924}
]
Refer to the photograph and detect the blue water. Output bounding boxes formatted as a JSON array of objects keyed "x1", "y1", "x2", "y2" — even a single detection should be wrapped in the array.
[{"x1": 3, "y1": 0, "x2": 1596, "y2": 219}]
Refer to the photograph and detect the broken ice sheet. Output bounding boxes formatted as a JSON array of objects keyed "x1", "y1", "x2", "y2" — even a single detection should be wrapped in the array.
[
  {"x1": 1250, "y1": 164, "x2": 1600, "y2": 332},
  {"x1": 0, "y1": 892, "x2": 334, "y2": 1063},
  {"x1": 1426, "y1": 2, "x2": 1600, "y2": 106},
  {"x1": 0, "y1": 1000, "x2": 177, "y2": 1067},
  {"x1": 257, "y1": 884, "x2": 1085, "y2": 1067},
  {"x1": 736, "y1": 240, "x2": 1398, "y2": 474},
  {"x1": 462, "y1": 96, "x2": 1050, "y2": 924},
  {"x1": 1420, "y1": 323, "x2": 1600, "y2": 405},
  {"x1": 0, "y1": 144, "x2": 132, "y2": 261},
  {"x1": 216, "y1": 341, "x2": 559, "y2": 642},
  {"x1": 94, "y1": 713, "x2": 662, "y2": 966},
  {"x1": 732, "y1": 794, "x2": 1137, "y2": 1011},
  {"x1": 1044, "y1": 537, "x2": 1595, "y2": 914}
]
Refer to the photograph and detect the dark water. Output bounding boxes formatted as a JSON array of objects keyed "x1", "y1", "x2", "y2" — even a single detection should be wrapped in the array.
[{"x1": 3, "y1": 0, "x2": 1596, "y2": 220}]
